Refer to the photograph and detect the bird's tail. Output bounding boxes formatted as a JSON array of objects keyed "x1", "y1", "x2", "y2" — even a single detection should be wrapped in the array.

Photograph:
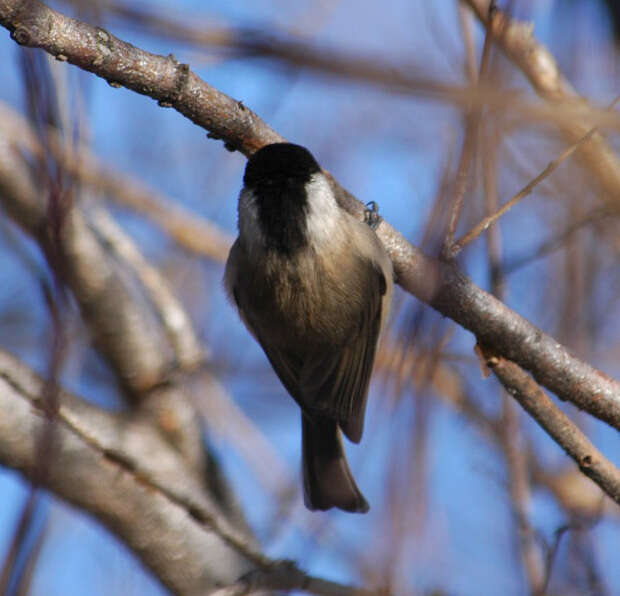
[{"x1": 301, "y1": 414, "x2": 369, "y2": 513}]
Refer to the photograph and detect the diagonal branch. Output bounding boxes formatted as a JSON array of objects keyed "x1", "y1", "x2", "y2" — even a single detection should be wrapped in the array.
[
  {"x1": 1, "y1": 0, "x2": 618, "y2": 430},
  {"x1": 0, "y1": 349, "x2": 255, "y2": 594},
  {"x1": 0, "y1": 349, "x2": 377, "y2": 596},
  {"x1": 451, "y1": 121, "x2": 602, "y2": 255},
  {"x1": 0, "y1": 130, "x2": 173, "y2": 395},
  {"x1": 0, "y1": 100, "x2": 234, "y2": 262},
  {"x1": 485, "y1": 355, "x2": 620, "y2": 507}
]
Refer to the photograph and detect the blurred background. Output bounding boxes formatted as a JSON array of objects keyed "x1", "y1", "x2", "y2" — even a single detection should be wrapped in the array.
[{"x1": 0, "y1": 0, "x2": 619, "y2": 594}]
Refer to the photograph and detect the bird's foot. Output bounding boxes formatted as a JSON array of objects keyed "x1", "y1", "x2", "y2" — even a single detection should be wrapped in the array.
[{"x1": 364, "y1": 201, "x2": 381, "y2": 230}]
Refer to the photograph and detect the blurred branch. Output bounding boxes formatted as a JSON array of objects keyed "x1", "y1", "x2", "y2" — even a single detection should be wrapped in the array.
[
  {"x1": 0, "y1": 132, "x2": 171, "y2": 394},
  {"x1": 504, "y1": 207, "x2": 612, "y2": 274},
  {"x1": 0, "y1": 349, "x2": 378, "y2": 596},
  {"x1": 0, "y1": 111, "x2": 206, "y2": 468},
  {"x1": 3, "y1": 2, "x2": 620, "y2": 140},
  {"x1": 0, "y1": 492, "x2": 39, "y2": 593},
  {"x1": 442, "y1": 0, "x2": 496, "y2": 257},
  {"x1": 532, "y1": 465, "x2": 613, "y2": 519},
  {"x1": 194, "y1": 372, "x2": 295, "y2": 499},
  {"x1": 210, "y1": 561, "x2": 378, "y2": 596},
  {"x1": 452, "y1": 130, "x2": 591, "y2": 254},
  {"x1": 481, "y1": 117, "x2": 545, "y2": 592},
  {"x1": 485, "y1": 355, "x2": 620, "y2": 507},
  {"x1": 2, "y1": 0, "x2": 616, "y2": 430},
  {"x1": 450, "y1": 98, "x2": 618, "y2": 256},
  {"x1": 462, "y1": 0, "x2": 620, "y2": 209},
  {"x1": 88, "y1": 206, "x2": 206, "y2": 368},
  {"x1": 378, "y1": 339, "x2": 619, "y2": 518},
  {"x1": 0, "y1": 61, "x2": 253, "y2": 573},
  {"x1": 0, "y1": 204, "x2": 68, "y2": 594},
  {"x1": 0, "y1": 100, "x2": 233, "y2": 261},
  {"x1": 0, "y1": 349, "x2": 255, "y2": 594},
  {"x1": 58, "y1": 0, "x2": 620, "y2": 133}
]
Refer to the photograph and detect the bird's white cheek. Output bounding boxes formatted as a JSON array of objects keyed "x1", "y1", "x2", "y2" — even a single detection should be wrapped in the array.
[{"x1": 304, "y1": 175, "x2": 342, "y2": 250}]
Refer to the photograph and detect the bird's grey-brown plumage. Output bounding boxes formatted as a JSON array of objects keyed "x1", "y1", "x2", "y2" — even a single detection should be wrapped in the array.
[{"x1": 225, "y1": 143, "x2": 392, "y2": 512}]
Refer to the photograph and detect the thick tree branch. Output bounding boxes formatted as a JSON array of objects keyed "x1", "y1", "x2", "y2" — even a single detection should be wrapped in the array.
[
  {"x1": 0, "y1": 350, "x2": 255, "y2": 595},
  {"x1": 0, "y1": 349, "x2": 377, "y2": 596},
  {"x1": 55, "y1": 0, "x2": 620, "y2": 135},
  {"x1": 1, "y1": 0, "x2": 618, "y2": 430},
  {"x1": 2, "y1": 1, "x2": 619, "y2": 144}
]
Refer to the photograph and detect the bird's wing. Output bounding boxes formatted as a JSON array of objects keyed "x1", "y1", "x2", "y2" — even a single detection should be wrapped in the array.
[
  {"x1": 227, "y1": 239, "x2": 387, "y2": 444},
  {"x1": 226, "y1": 240, "x2": 305, "y2": 401},
  {"x1": 299, "y1": 260, "x2": 387, "y2": 444}
]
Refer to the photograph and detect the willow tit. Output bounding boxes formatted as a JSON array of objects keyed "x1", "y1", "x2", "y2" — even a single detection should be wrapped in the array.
[{"x1": 225, "y1": 143, "x2": 393, "y2": 513}]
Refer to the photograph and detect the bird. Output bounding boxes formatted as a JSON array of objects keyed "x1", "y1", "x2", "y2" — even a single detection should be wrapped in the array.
[{"x1": 225, "y1": 142, "x2": 393, "y2": 512}]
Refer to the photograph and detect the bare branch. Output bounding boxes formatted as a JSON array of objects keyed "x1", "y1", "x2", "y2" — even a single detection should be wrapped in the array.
[
  {"x1": 88, "y1": 207, "x2": 205, "y2": 369},
  {"x1": 481, "y1": 116, "x2": 545, "y2": 592},
  {"x1": 0, "y1": 101, "x2": 234, "y2": 262},
  {"x1": 0, "y1": 349, "x2": 256, "y2": 594},
  {"x1": 2, "y1": 1, "x2": 620, "y2": 148},
  {"x1": 0, "y1": 351, "x2": 379, "y2": 595},
  {"x1": 451, "y1": 97, "x2": 619, "y2": 256},
  {"x1": 379, "y1": 339, "x2": 618, "y2": 519},
  {"x1": 442, "y1": 0, "x2": 496, "y2": 257},
  {"x1": 1, "y1": 0, "x2": 617, "y2": 430},
  {"x1": 0, "y1": 134, "x2": 172, "y2": 394},
  {"x1": 486, "y1": 356, "x2": 620, "y2": 507},
  {"x1": 462, "y1": 0, "x2": 620, "y2": 210}
]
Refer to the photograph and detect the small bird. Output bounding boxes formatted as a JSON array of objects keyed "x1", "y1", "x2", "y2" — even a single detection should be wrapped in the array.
[{"x1": 225, "y1": 143, "x2": 393, "y2": 512}]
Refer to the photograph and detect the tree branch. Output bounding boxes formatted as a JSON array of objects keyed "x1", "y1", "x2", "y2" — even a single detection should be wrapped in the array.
[
  {"x1": 0, "y1": 349, "x2": 380, "y2": 595},
  {"x1": 0, "y1": 133, "x2": 173, "y2": 395},
  {"x1": 0, "y1": 100, "x2": 234, "y2": 262},
  {"x1": 0, "y1": 349, "x2": 255, "y2": 594},
  {"x1": 486, "y1": 355, "x2": 620, "y2": 507},
  {"x1": 462, "y1": 0, "x2": 620, "y2": 210},
  {"x1": 1, "y1": 0, "x2": 618, "y2": 430}
]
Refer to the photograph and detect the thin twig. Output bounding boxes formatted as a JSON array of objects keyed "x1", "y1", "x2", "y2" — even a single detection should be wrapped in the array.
[
  {"x1": 482, "y1": 117, "x2": 544, "y2": 592},
  {"x1": 441, "y1": 0, "x2": 497, "y2": 258},
  {"x1": 539, "y1": 522, "x2": 588, "y2": 596},
  {"x1": 504, "y1": 208, "x2": 612, "y2": 274},
  {"x1": 0, "y1": 101, "x2": 234, "y2": 262},
  {"x1": 458, "y1": 2, "x2": 478, "y2": 84},
  {"x1": 463, "y1": 0, "x2": 620, "y2": 209},
  {"x1": 450, "y1": 105, "x2": 615, "y2": 256}
]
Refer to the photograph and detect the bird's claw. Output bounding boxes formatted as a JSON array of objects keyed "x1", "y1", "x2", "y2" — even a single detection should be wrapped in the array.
[{"x1": 364, "y1": 201, "x2": 381, "y2": 230}]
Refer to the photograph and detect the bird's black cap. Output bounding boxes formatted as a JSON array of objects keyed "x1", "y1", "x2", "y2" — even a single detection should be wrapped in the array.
[
  {"x1": 241, "y1": 143, "x2": 322, "y2": 255},
  {"x1": 243, "y1": 143, "x2": 321, "y2": 189}
]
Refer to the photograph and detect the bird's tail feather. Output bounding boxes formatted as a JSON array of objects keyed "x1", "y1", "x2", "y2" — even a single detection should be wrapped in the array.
[{"x1": 301, "y1": 414, "x2": 369, "y2": 513}]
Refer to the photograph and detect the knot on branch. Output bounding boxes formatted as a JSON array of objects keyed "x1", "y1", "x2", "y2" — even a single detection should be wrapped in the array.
[
  {"x1": 11, "y1": 25, "x2": 32, "y2": 46},
  {"x1": 155, "y1": 57, "x2": 190, "y2": 109},
  {"x1": 92, "y1": 27, "x2": 113, "y2": 66},
  {"x1": 175, "y1": 62, "x2": 190, "y2": 98}
]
